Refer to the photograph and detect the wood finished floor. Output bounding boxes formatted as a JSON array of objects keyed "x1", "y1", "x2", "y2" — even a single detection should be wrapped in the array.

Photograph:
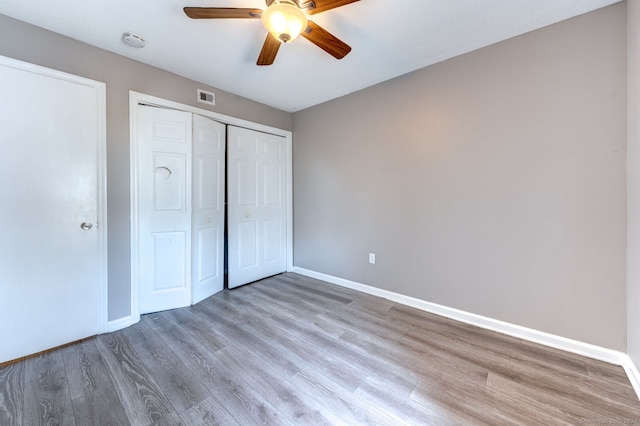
[{"x1": 1, "y1": 273, "x2": 639, "y2": 425}]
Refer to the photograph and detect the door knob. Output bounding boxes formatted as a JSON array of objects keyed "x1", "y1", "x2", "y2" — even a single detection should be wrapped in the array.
[{"x1": 80, "y1": 222, "x2": 93, "y2": 231}]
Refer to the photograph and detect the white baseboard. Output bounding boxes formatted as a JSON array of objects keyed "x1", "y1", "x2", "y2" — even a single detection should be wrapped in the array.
[
  {"x1": 291, "y1": 267, "x2": 631, "y2": 368},
  {"x1": 104, "y1": 315, "x2": 135, "y2": 333},
  {"x1": 622, "y1": 356, "x2": 640, "y2": 398}
]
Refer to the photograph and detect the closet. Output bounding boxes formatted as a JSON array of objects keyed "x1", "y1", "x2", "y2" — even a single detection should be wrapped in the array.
[{"x1": 134, "y1": 103, "x2": 288, "y2": 315}]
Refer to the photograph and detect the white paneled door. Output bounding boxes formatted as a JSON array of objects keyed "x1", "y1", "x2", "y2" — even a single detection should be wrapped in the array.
[
  {"x1": 228, "y1": 126, "x2": 287, "y2": 288},
  {"x1": 192, "y1": 115, "x2": 226, "y2": 303},
  {"x1": 137, "y1": 106, "x2": 193, "y2": 314},
  {"x1": 0, "y1": 57, "x2": 106, "y2": 363}
]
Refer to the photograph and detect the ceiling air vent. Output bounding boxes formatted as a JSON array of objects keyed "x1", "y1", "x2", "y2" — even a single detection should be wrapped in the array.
[{"x1": 197, "y1": 89, "x2": 215, "y2": 106}]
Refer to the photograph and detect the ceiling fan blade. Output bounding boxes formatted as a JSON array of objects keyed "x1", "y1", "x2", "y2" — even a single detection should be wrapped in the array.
[
  {"x1": 183, "y1": 7, "x2": 262, "y2": 19},
  {"x1": 257, "y1": 34, "x2": 281, "y2": 66},
  {"x1": 300, "y1": 0, "x2": 359, "y2": 15},
  {"x1": 301, "y1": 21, "x2": 351, "y2": 59}
]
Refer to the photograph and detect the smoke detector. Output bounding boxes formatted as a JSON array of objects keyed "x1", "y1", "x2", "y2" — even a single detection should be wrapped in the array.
[{"x1": 122, "y1": 32, "x2": 145, "y2": 48}]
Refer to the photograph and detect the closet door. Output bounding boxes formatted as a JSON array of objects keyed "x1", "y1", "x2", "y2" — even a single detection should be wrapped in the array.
[
  {"x1": 137, "y1": 105, "x2": 192, "y2": 314},
  {"x1": 192, "y1": 115, "x2": 226, "y2": 303},
  {"x1": 227, "y1": 126, "x2": 287, "y2": 288}
]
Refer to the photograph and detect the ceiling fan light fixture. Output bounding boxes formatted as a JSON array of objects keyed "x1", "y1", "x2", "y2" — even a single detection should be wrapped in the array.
[{"x1": 261, "y1": 0, "x2": 308, "y2": 43}]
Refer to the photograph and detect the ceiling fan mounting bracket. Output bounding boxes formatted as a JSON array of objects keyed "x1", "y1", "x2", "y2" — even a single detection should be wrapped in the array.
[
  {"x1": 299, "y1": 1, "x2": 316, "y2": 10},
  {"x1": 265, "y1": 0, "x2": 317, "y2": 11},
  {"x1": 266, "y1": 0, "x2": 310, "y2": 7}
]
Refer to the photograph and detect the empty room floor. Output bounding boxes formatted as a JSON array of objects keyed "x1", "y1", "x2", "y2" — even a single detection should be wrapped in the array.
[{"x1": 1, "y1": 272, "x2": 639, "y2": 425}]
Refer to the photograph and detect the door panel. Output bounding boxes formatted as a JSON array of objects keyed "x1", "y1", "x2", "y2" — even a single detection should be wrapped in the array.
[
  {"x1": 153, "y1": 153, "x2": 188, "y2": 211},
  {"x1": 228, "y1": 126, "x2": 287, "y2": 288},
  {"x1": 0, "y1": 57, "x2": 105, "y2": 363},
  {"x1": 152, "y1": 232, "x2": 188, "y2": 290},
  {"x1": 197, "y1": 157, "x2": 220, "y2": 210},
  {"x1": 192, "y1": 115, "x2": 226, "y2": 303},
  {"x1": 138, "y1": 106, "x2": 192, "y2": 314},
  {"x1": 264, "y1": 219, "x2": 283, "y2": 262},
  {"x1": 238, "y1": 221, "x2": 259, "y2": 268},
  {"x1": 196, "y1": 227, "x2": 219, "y2": 280}
]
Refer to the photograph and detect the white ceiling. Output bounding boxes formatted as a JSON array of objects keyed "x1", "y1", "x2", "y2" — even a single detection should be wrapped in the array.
[{"x1": 0, "y1": 0, "x2": 621, "y2": 112}]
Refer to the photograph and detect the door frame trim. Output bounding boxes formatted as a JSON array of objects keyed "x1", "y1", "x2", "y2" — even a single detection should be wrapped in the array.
[
  {"x1": 0, "y1": 55, "x2": 108, "y2": 335},
  {"x1": 129, "y1": 91, "x2": 293, "y2": 323}
]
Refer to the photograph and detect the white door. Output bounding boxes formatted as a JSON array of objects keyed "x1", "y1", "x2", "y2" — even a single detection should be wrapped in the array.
[
  {"x1": 137, "y1": 106, "x2": 192, "y2": 314},
  {"x1": 228, "y1": 126, "x2": 287, "y2": 288},
  {"x1": 0, "y1": 57, "x2": 106, "y2": 363},
  {"x1": 192, "y1": 115, "x2": 226, "y2": 303}
]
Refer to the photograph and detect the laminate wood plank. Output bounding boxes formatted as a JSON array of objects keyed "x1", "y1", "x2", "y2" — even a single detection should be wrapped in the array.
[
  {"x1": 338, "y1": 313, "x2": 494, "y2": 390},
  {"x1": 491, "y1": 361, "x2": 640, "y2": 420},
  {"x1": 232, "y1": 284, "x2": 321, "y2": 324},
  {"x1": 208, "y1": 292, "x2": 372, "y2": 393},
  {"x1": 144, "y1": 310, "x2": 287, "y2": 425},
  {"x1": 267, "y1": 278, "x2": 353, "y2": 310},
  {"x1": 22, "y1": 350, "x2": 76, "y2": 426},
  {"x1": 153, "y1": 410, "x2": 188, "y2": 425},
  {"x1": 179, "y1": 396, "x2": 240, "y2": 425},
  {"x1": 407, "y1": 322, "x2": 514, "y2": 366},
  {"x1": 411, "y1": 377, "x2": 562, "y2": 426},
  {"x1": 228, "y1": 284, "x2": 347, "y2": 339},
  {"x1": 61, "y1": 339, "x2": 129, "y2": 425},
  {"x1": 248, "y1": 281, "x2": 330, "y2": 316},
  {"x1": 258, "y1": 275, "x2": 354, "y2": 313},
  {"x1": 120, "y1": 321, "x2": 211, "y2": 413},
  {"x1": 160, "y1": 308, "x2": 233, "y2": 350},
  {"x1": 236, "y1": 286, "x2": 345, "y2": 339},
  {"x1": 402, "y1": 327, "x2": 512, "y2": 373},
  {"x1": 68, "y1": 391, "x2": 130, "y2": 426},
  {"x1": 414, "y1": 359, "x2": 585, "y2": 425},
  {"x1": 191, "y1": 301, "x2": 306, "y2": 378},
  {"x1": 207, "y1": 293, "x2": 368, "y2": 394},
  {"x1": 386, "y1": 329, "x2": 492, "y2": 391},
  {"x1": 483, "y1": 371, "x2": 612, "y2": 425},
  {"x1": 61, "y1": 338, "x2": 103, "y2": 399},
  {"x1": 583, "y1": 357, "x2": 637, "y2": 395},
  {"x1": 337, "y1": 329, "x2": 472, "y2": 393},
  {"x1": 0, "y1": 359, "x2": 24, "y2": 425},
  {"x1": 291, "y1": 366, "x2": 406, "y2": 425},
  {"x1": 282, "y1": 322, "x2": 414, "y2": 395},
  {"x1": 388, "y1": 303, "x2": 520, "y2": 357},
  {"x1": 214, "y1": 345, "x2": 332, "y2": 425},
  {"x1": 508, "y1": 353, "x2": 639, "y2": 406},
  {"x1": 273, "y1": 273, "x2": 354, "y2": 304},
  {"x1": 354, "y1": 375, "x2": 451, "y2": 425},
  {"x1": 510, "y1": 339, "x2": 588, "y2": 376},
  {"x1": 95, "y1": 331, "x2": 174, "y2": 425},
  {"x1": 318, "y1": 302, "x2": 411, "y2": 340},
  {"x1": 346, "y1": 296, "x2": 396, "y2": 316},
  {"x1": 287, "y1": 273, "x2": 398, "y2": 315}
]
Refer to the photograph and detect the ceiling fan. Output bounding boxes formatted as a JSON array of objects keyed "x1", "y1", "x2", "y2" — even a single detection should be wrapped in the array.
[{"x1": 183, "y1": 0, "x2": 359, "y2": 66}]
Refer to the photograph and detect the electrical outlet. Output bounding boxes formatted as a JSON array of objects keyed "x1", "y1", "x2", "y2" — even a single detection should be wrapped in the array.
[{"x1": 369, "y1": 253, "x2": 376, "y2": 264}]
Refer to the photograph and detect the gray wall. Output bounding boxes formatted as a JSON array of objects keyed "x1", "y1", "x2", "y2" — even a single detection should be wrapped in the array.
[
  {"x1": 0, "y1": 14, "x2": 292, "y2": 321},
  {"x1": 628, "y1": 0, "x2": 640, "y2": 365},
  {"x1": 293, "y1": 4, "x2": 627, "y2": 350}
]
